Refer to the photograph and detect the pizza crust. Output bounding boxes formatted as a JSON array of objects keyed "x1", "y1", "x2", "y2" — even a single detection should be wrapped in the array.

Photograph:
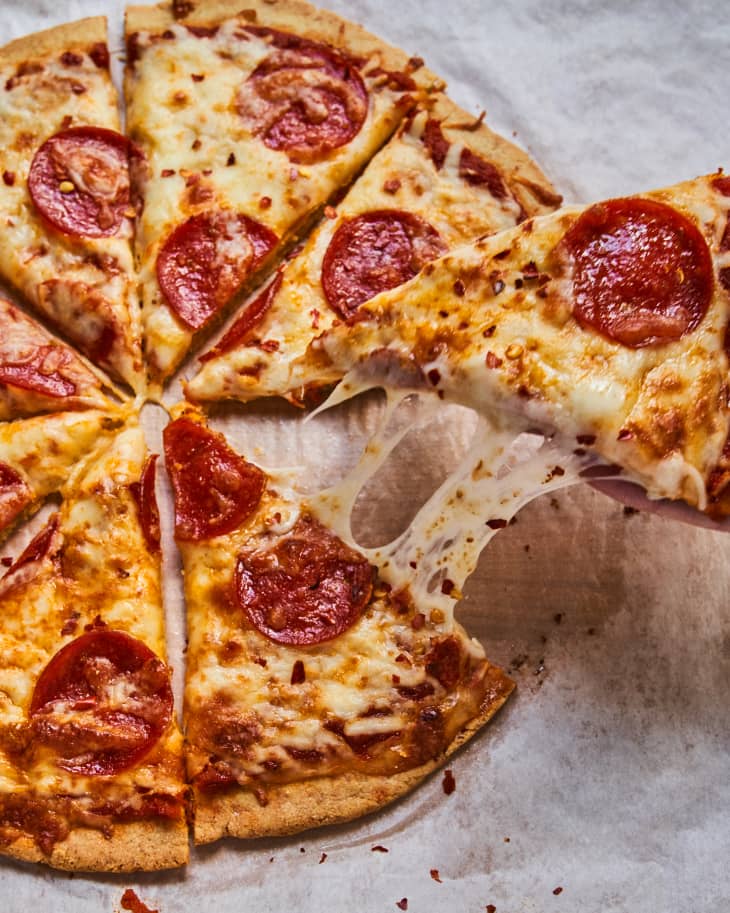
[
  {"x1": 0, "y1": 816, "x2": 189, "y2": 872},
  {"x1": 0, "y1": 17, "x2": 107, "y2": 64},
  {"x1": 125, "y1": 0, "x2": 443, "y2": 92},
  {"x1": 193, "y1": 666, "x2": 514, "y2": 844}
]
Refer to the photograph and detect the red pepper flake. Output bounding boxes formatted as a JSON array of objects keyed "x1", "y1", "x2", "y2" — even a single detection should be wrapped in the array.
[
  {"x1": 259, "y1": 196, "x2": 272, "y2": 210},
  {"x1": 396, "y1": 900, "x2": 408, "y2": 911},
  {"x1": 395, "y1": 653, "x2": 409, "y2": 664},
  {"x1": 409, "y1": 560, "x2": 417, "y2": 569},
  {"x1": 522, "y1": 260, "x2": 539, "y2": 278},
  {"x1": 494, "y1": 249, "x2": 510, "y2": 260},
  {"x1": 84, "y1": 614, "x2": 106, "y2": 632},
  {"x1": 60, "y1": 612, "x2": 80, "y2": 636},
  {"x1": 371, "y1": 845, "x2": 389, "y2": 853},
  {"x1": 391, "y1": 673, "x2": 400, "y2": 684},
  {"x1": 617, "y1": 428, "x2": 633, "y2": 441},
  {"x1": 120, "y1": 889, "x2": 158, "y2": 913},
  {"x1": 319, "y1": 852, "x2": 327, "y2": 864},
  {"x1": 553, "y1": 886, "x2": 563, "y2": 896},
  {"x1": 427, "y1": 368, "x2": 441, "y2": 386},
  {"x1": 227, "y1": 152, "x2": 236, "y2": 166},
  {"x1": 485, "y1": 351, "x2": 503, "y2": 369},
  {"x1": 2, "y1": 170, "x2": 15, "y2": 186},
  {"x1": 202, "y1": 169, "x2": 212, "y2": 176},
  {"x1": 383, "y1": 177, "x2": 401, "y2": 194},
  {"x1": 430, "y1": 868, "x2": 442, "y2": 883},
  {"x1": 514, "y1": 277, "x2": 524, "y2": 289},
  {"x1": 191, "y1": 138, "x2": 202, "y2": 150},
  {"x1": 442, "y1": 768, "x2": 456, "y2": 795},
  {"x1": 486, "y1": 518, "x2": 507, "y2": 530},
  {"x1": 0, "y1": 557, "x2": 12, "y2": 567},
  {"x1": 254, "y1": 656, "x2": 268, "y2": 667},
  {"x1": 161, "y1": 168, "x2": 175, "y2": 177},
  {"x1": 453, "y1": 278, "x2": 466, "y2": 296},
  {"x1": 411, "y1": 612, "x2": 426, "y2": 631},
  {"x1": 191, "y1": 73, "x2": 205, "y2": 82},
  {"x1": 441, "y1": 578, "x2": 455, "y2": 595},
  {"x1": 482, "y1": 324, "x2": 496, "y2": 338},
  {"x1": 290, "y1": 659, "x2": 305, "y2": 685}
]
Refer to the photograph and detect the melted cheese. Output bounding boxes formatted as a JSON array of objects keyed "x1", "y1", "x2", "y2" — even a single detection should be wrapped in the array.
[
  {"x1": 126, "y1": 18, "x2": 431, "y2": 383},
  {"x1": 0, "y1": 38, "x2": 143, "y2": 391},
  {"x1": 186, "y1": 99, "x2": 558, "y2": 404}
]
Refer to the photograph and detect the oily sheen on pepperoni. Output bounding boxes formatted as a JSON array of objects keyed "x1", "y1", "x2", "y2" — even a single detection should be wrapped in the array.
[
  {"x1": 30, "y1": 630, "x2": 173, "y2": 776},
  {"x1": 129, "y1": 455, "x2": 161, "y2": 554},
  {"x1": 163, "y1": 417, "x2": 265, "y2": 541},
  {"x1": 234, "y1": 516, "x2": 374, "y2": 646},
  {"x1": 321, "y1": 210, "x2": 447, "y2": 318},
  {"x1": 0, "y1": 345, "x2": 77, "y2": 399},
  {"x1": 28, "y1": 127, "x2": 137, "y2": 239},
  {"x1": 237, "y1": 27, "x2": 368, "y2": 163},
  {"x1": 559, "y1": 198, "x2": 713, "y2": 347},
  {"x1": 157, "y1": 211, "x2": 278, "y2": 331}
]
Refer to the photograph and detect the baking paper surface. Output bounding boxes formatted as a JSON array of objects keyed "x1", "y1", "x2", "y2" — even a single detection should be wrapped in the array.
[{"x1": 0, "y1": 0, "x2": 729, "y2": 910}]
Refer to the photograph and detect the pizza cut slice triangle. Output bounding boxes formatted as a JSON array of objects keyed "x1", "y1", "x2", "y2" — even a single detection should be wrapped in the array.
[
  {"x1": 185, "y1": 93, "x2": 562, "y2": 406},
  {"x1": 124, "y1": 0, "x2": 445, "y2": 385},
  {"x1": 0, "y1": 405, "x2": 129, "y2": 544},
  {"x1": 0, "y1": 18, "x2": 145, "y2": 392},
  {"x1": 284, "y1": 172, "x2": 730, "y2": 515},
  {"x1": 0, "y1": 296, "x2": 120, "y2": 421},
  {"x1": 162, "y1": 404, "x2": 513, "y2": 843},
  {"x1": 0, "y1": 414, "x2": 188, "y2": 871}
]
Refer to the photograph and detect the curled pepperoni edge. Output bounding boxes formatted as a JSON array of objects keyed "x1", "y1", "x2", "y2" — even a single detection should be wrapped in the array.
[
  {"x1": 27, "y1": 126, "x2": 140, "y2": 240},
  {"x1": 0, "y1": 463, "x2": 32, "y2": 532},
  {"x1": 163, "y1": 416, "x2": 266, "y2": 542},
  {"x1": 129, "y1": 455, "x2": 161, "y2": 554},
  {"x1": 559, "y1": 197, "x2": 714, "y2": 349},
  {"x1": 29, "y1": 629, "x2": 173, "y2": 777}
]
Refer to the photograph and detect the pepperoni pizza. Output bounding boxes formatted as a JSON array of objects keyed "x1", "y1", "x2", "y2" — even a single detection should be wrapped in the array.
[
  {"x1": 0, "y1": 417, "x2": 188, "y2": 870},
  {"x1": 163, "y1": 406, "x2": 513, "y2": 842},
  {"x1": 289, "y1": 173, "x2": 730, "y2": 514},
  {"x1": 0, "y1": 18, "x2": 145, "y2": 392},
  {"x1": 186, "y1": 94, "x2": 561, "y2": 405},
  {"x1": 124, "y1": 0, "x2": 443, "y2": 386}
]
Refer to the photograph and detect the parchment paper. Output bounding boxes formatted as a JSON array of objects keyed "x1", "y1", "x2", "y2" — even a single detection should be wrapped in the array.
[{"x1": 1, "y1": 1, "x2": 729, "y2": 910}]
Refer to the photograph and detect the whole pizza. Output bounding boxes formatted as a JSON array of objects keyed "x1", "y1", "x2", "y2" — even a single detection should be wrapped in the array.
[{"x1": 0, "y1": 0, "x2": 727, "y2": 901}]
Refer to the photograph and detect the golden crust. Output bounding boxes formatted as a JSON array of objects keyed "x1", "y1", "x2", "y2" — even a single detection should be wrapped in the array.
[
  {"x1": 0, "y1": 17, "x2": 107, "y2": 65},
  {"x1": 125, "y1": 0, "x2": 443, "y2": 92},
  {"x1": 0, "y1": 816, "x2": 189, "y2": 872},
  {"x1": 430, "y1": 93, "x2": 562, "y2": 217},
  {"x1": 193, "y1": 666, "x2": 513, "y2": 843}
]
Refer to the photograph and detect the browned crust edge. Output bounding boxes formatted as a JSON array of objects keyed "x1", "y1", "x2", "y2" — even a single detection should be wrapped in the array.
[
  {"x1": 193, "y1": 666, "x2": 514, "y2": 844},
  {"x1": 429, "y1": 93, "x2": 562, "y2": 216},
  {"x1": 0, "y1": 17, "x2": 107, "y2": 65},
  {"x1": 125, "y1": 0, "x2": 443, "y2": 92},
  {"x1": 0, "y1": 815, "x2": 189, "y2": 872}
]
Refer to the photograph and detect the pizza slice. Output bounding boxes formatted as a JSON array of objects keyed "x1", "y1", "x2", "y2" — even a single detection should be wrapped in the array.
[
  {"x1": 0, "y1": 406, "x2": 127, "y2": 544},
  {"x1": 163, "y1": 405, "x2": 513, "y2": 843},
  {"x1": 0, "y1": 296, "x2": 118, "y2": 420},
  {"x1": 285, "y1": 172, "x2": 730, "y2": 515},
  {"x1": 0, "y1": 416, "x2": 188, "y2": 871},
  {"x1": 0, "y1": 18, "x2": 144, "y2": 392},
  {"x1": 124, "y1": 0, "x2": 444, "y2": 385},
  {"x1": 186, "y1": 94, "x2": 562, "y2": 406}
]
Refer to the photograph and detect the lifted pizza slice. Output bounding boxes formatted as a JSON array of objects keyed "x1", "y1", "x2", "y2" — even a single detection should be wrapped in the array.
[
  {"x1": 0, "y1": 407, "x2": 127, "y2": 544},
  {"x1": 186, "y1": 93, "x2": 561, "y2": 406},
  {"x1": 0, "y1": 297, "x2": 117, "y2": 420},
  {"x1": 0, "y1": 18, "x2": 144, "y2": 391},
  {"x1": 287, "y1": 172, "x2": 730, "y2": 515},
  {"x1": 125, "y1": 0, "x2": 444, "y2": 385},
  {"x1": 0, "y1": 416, "x2": 188, "y2": 871},
  {"x1": 163, "y1": 405, "x2": 512, "y2": 843}
]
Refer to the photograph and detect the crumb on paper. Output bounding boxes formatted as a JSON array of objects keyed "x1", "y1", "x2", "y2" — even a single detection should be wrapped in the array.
[
  {"x1": 371, "y1": 844, "x2": 389, "y2": 853},
  {"x1": 430, "y1": 868, "x2": 442, "y2": 883},
  {"x1": 120, "y1": 889, "x2": 158, "y2": 913},
  {"x1": 396, "y1": 899, "x2": 408, "y2": 911},
  {"x1": 442, "y1": 769, "x2": 456, "y2": 795},
  {"x1": 319, "y1": 852, "x2": 327, "y2": 864},
  {"x1": 553, "y1": 886, "x2": 564, "y2": 895}
]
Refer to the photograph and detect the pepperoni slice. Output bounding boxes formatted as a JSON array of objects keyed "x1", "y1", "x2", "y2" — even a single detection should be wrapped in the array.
[
  {"x1": 234, "y1": 516, "x2": 374, "y2": 646},
  {"x1": 237, "y1": 27, "x2": 368, "y2": 163},
  {"x1": 30, "y1": 630, "x2": 172, "y2": 776},
  {"x1": 28, "y1": 127, "x2": 138, "y2": 239},
  {"x1": 199, "y1": 271, "x2": 283, "y2": 363},
  {"x1": 321, "y1": 210, "x2": 447, "y2": 318},
  {"x1": 0, "y1": 463, "x2": 32, "y2": 532},
  {"x1": 0, "y1": 345, "x2": 77, "y2": 399},
  {"x1": 157, "y1": 211, "x2": 277, "y2": 331},
  {"x1": 129, "y1": 455, "x2": 161, "y2": 554},
  {"x1": 163, "y1": 417, "x2": 266, "y2": 541},
  {"x1": 558, "y1": 198, "x2": 713, "y2": 348}
]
